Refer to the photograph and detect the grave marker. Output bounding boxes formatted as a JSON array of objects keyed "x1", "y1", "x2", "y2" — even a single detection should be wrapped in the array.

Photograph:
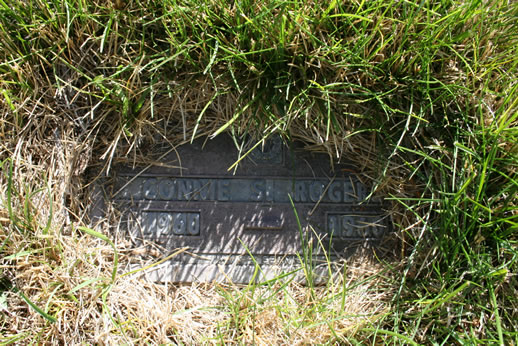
[{"x1": 93, "y1": 135, "x2": 388, "y2": 283}]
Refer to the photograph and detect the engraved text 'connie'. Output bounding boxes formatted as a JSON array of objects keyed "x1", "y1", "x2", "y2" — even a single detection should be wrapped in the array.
[{"x1": 117, "y1": 177, "x2": 368, "y2": 204}]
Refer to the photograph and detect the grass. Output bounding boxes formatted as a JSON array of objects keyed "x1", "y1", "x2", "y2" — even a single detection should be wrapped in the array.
[{"x1": 0, "y1": 0, "x2": 517, "y2": 343}]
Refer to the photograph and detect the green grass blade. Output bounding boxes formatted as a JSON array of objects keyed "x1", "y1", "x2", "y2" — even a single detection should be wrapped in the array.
[{"x1": 16, "y1": 289, "x2": 57, "y2": 323}]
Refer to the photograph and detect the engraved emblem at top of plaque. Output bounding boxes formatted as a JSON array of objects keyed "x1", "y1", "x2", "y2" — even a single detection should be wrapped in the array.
[{"x1": 248, "y1": 136, "x2": 284, "y2": 164}]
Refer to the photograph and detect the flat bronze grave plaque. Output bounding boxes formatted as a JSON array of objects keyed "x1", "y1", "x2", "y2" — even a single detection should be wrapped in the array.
[{"x1": 94, "y1": 135, "x2": 388, "y2": 283}]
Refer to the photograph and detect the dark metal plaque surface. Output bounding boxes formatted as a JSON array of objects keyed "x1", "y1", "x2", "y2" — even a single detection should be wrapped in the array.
[{"x1": 96, "y1": 135, "x2": 388, "y2": 283}]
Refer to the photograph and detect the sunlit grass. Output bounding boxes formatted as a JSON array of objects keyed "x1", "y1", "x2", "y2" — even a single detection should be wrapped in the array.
[{"x1": 0, "y1": 0, "x2": 516, "y2": 343}]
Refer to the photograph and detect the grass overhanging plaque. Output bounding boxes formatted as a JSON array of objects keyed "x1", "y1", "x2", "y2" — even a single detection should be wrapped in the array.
[{"x1": 91, "y1": 135, "x2": 389, "y2": 283}]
